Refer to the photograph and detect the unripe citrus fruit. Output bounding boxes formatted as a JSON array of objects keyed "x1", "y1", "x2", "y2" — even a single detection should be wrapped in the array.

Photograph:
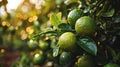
[
  {"x1": 75, "y1": 16, "x2": 96, "y2": 36},
  {"x1": 77, "y1": 55, "x2": 95, "y2": 67},
  {"x1": 27, "y1": 39, "x2": 38, "y2": 49},
  {"x1": 59, "y1": 52, "x2": 72, "y2": 65},
  {"x1": 39, "y1": 41, "x2": 49, "y2": 50},
  {"x1": 58, "y1": 32, "x2": 76, "y2": 51},
  {"x1": 33, "y1": 53, "x2": 45, "y2": 65},
  {"x1": 68, "y1": 9, "x2": 83, "y2": 28}
]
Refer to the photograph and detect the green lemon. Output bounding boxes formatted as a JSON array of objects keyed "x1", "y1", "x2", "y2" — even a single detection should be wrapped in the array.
[
  {"x1": 77, "y1": 55, "x2": 95, "y2": 67},
  {"x1": 68, "y1": 9, "x2": 83, "y2": 28},
  {"x1": 27, "y1": 39, "x2": 38, "y2": 49},
  {"x1": 58, "y1": 32, "x2": 76, "y2": 51},
  {"x1": 39, "y1": 41, "x2": 49, "y2": 50},
  {"x1": 59, "y1": 52, "x2": 72, "y2": 65},
  {"x1": 104, "y1": 63, "x2": 120, "y2": 67},
  {"x1": 33, "y1": 53, "x2": 45, "y2": 65},
  {"x1": 75, "y1": 16, "x2": 96, "y2": 36}
]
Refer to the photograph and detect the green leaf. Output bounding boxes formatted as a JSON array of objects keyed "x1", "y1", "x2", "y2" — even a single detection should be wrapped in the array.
[
  {"x1": 77, "y1": 37, "x2": 97, "y2": 56},
  {"x1": 84, "y1": 6, "x2": 90, "y2": 13},
  {"x1": 58, "y1": 23, "x2": 73, "y2": 31},
  {"x1": 57, "y1": 12, "x2": 62, "y2": 20},
  {"x1": 102, "y1": 8, "x2": 115, "y2": 17},
  {"x1": 50, "y1": 12, "x2": 62, "y2": 27},
  {"x1": 53, "y1": 46, "x2": 59, "y2": 57}
]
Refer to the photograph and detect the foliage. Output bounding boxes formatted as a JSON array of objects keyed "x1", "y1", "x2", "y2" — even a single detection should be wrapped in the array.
[{"x1": 0, "y1": 0, "x2": 120, "y2": 67}]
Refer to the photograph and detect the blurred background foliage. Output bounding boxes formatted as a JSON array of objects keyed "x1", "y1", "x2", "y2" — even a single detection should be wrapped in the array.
[
  {"x1": 0, "y1": 0, "x2": 67, "y2": 67},
  {"x1": 0, "y1": 0, "x2": 60, "y2": 67},
  {"x1": 0, "y1": 0, "x2": 59, "y2": 50}
]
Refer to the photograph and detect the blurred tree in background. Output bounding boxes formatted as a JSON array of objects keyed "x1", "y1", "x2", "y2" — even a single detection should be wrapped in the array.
[{"x1": 0, "y1": 0, "x2": 120, "y2": 67}]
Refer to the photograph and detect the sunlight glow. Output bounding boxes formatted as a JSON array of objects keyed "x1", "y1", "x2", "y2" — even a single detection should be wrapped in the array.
[
  {"x1": 0, "y1": 6, "x2": 6, "y2": 16},
  {"x1": 7, "y1": 0, "x2": 24, "y2": 12},
  {"x1": 30, "y1": 0, "x2": 45, "y2": 9}
]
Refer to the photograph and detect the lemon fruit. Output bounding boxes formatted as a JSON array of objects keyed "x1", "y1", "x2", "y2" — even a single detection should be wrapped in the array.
[
  {"x1": 27, "y1": 39, "x2": 38, "y2": 49},
  {"x1": 39, "y1": 41, "x2": 49, "y2": 51},
  {"x1": 59, "y1": 52, "x2": 72, "y2": 65},
  {"x1": 75, "y1": 16, "x2": 96, "y2": 36},
  {"x1": 33, "y1": 53, "x2": 45, "y2": 65},
  {"x1": 58, "y1": 32, "x2": 76, "y2": 51},
  {"x1": 77, "y1": 54, "x2": 95, "y2": 67},
  {"x1": 68, "y1": 9, "x2": 83, "y2": 28}
]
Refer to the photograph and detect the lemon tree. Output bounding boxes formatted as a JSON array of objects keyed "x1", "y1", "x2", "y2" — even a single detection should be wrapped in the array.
[
  {"x1": 29, "y1": 0, "x2": 120, "y2": 66},
  {"x1": 5, "y1": 0, "x2": 120, "y2": 67}
]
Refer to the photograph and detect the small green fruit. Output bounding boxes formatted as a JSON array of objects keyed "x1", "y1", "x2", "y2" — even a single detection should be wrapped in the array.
[
  {"x1": 59, "y1": 52, "x2": 72, "y2": 65},
  {"x1": 77, "y1": 55, "x2": 95, "y2": 67},
  {"x1": 33, "y1": 53, "x2": 45, "y2": 65},
  {"x1": 68, "y1": 9, "x2": 83, "y2": 28},
  {"x1": 58, "y1": 32, "x2": 76, "y2": 51},
  {"x1": 75, "y1": 16, "x2": 96, "y2": 36}
]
